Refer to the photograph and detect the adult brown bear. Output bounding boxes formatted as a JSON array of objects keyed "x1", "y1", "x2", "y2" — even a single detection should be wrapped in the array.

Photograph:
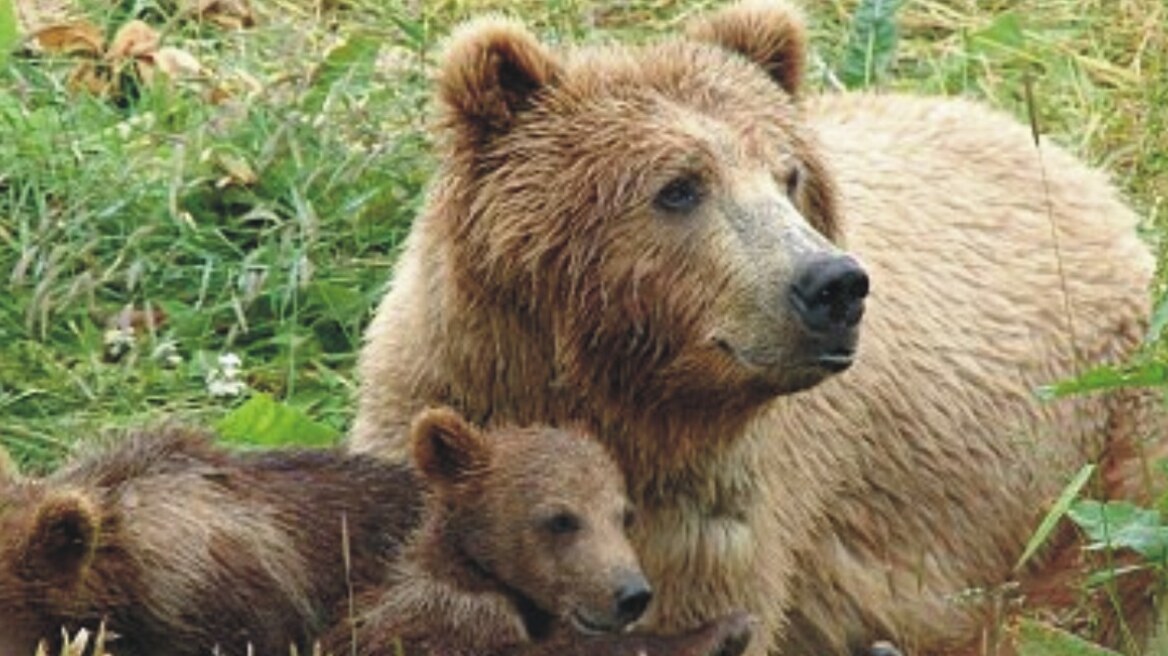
[{"x1": 350, "y1": 2, "x2": 1160, "y2": 653}]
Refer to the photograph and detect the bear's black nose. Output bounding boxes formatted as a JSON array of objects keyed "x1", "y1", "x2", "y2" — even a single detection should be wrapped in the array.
[
  {"x1": 789, "y1": 254, "x2": 869, "y2": 334},
  {"x1": 613, "y1": 578, "x2": 653, "y2": 626}
]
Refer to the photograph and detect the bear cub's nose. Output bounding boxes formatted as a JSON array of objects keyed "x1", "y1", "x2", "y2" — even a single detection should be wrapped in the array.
[
  {"x1": 789, "y1": 254, "x2": 869, "y2": 333},
  {"x1": 613, "y1": 579, "x2": 653, "y2": 626}
]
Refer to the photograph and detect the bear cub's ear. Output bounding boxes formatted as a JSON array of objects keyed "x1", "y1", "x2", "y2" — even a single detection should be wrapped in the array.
[
  {"x1": 438, "y1": 16, "x2": 560, "y2": 149},
  {"x1": 686, "y1": 1, "x2": 808, "y2": 96},
  {"x1": 21, "y1": 490, "x2": 99, "y2": 582},
  {"x1": 411, "y1": 407, "x2": 492, "y2": 491}
]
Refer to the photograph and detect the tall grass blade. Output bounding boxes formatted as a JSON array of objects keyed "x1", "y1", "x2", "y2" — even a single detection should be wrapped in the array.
[
  {"x1": 1016, "y1": 618, "x2": 1122, "y2": 656},
  {"x1": 1015, "y1": 463, "x2": 1095, "y2": 570}
]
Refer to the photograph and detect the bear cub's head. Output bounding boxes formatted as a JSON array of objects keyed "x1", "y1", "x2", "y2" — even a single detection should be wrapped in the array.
[{"x1": 411, "y1": 408, "x2": 650, "y2": 638}]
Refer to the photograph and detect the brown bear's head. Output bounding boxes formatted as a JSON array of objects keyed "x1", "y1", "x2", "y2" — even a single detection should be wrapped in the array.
[
  {"x1": 411, "y1": 408, "x2": 650, "y2": 639},
  {"x1": 430, "y1": 1, "x2": 867, "y2": 416},
  {"x1": 0, "y1": 482, "x2": 101, "y2": 654}
]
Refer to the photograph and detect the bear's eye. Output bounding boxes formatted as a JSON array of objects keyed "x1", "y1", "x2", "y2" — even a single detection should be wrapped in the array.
[
  {"x1": 542, "y1": 512, "x2": 582, "y2": 536},
  {"x1": 784, "y1": 164, "x2": 802, "y2": 200},
  {"x1": 654, "y1": 175, "x2": 704, "y2": 214},
  {"x1": 622, "y1": 508, "x2": 636, "y2": 531}
]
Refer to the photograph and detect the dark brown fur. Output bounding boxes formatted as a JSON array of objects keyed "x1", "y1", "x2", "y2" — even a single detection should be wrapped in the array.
[{"x1": 0, "y1": 427, "x2": 420, "y2": 656}]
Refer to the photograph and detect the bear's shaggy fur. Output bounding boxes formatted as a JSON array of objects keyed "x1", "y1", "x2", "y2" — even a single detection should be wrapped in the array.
[
  {"x1": 0, "y1": 427, "x2": 419, "y2": 656},
  {"x1": 327, "y1": 407, "x2": 756, "y2": 656},
  {"x1": 350, "y1": 2, "x2": 1160, "y2": 653},
  {"x1": 1, "y1": 421, "x2": 753, "y2": 656}
]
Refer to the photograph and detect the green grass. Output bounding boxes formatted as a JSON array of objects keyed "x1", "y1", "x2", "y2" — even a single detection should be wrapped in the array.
[{"x1": 2, "y1": 0, "x2": 1163, "y2": 470}]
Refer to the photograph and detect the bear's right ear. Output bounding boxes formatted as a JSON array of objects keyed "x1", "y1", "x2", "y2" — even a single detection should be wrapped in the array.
[
  {"x1": 437, "y1": 16, "x2": 560, "y2": 150},
  {"x1": 20, "y1": 490, "x2": 99, "y2": 582},
  {"x1": 411, "y1": 407, "x2": 492, "y2": 491},
  {"x1": 686, "y1": 1, "x2": 808, "y2": 96}
]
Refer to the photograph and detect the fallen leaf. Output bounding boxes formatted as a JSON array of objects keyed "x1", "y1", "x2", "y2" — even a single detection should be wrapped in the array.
[
  {"x1": 30, "y1": 21, "x2": 103, "y2": 56},
  {"x1": 213, "y1": 150, "x2": 258, "y2": 186},
  {"x1": 151, "y1": 45, "x2": 204, "y2": 78},
  {"x1": 106, "y1": 19, "x2": 158, "y2": 61},
  {"x1": 185, "y1": 0, "x2": 254, "y2": 29},
  {"x1": 106, "y1": 305, "x2": 169, "y2": 333}
]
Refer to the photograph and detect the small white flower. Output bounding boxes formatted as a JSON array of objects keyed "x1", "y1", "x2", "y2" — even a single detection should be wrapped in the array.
[
  {"x1": 218, "y1": 352, "x2": 242, "y2": 372},
  {"x1": 103, "y1": 327, "x2": 135, "y2": 361},
  {"x1": 206, "y1": 352, "x2": 247, "y2": 398},
  {"x1": 207, "y1": 377, "x2": 247, "y2": 398}
]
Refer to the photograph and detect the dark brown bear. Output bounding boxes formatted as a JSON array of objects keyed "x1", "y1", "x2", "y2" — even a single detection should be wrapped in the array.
[{"x1": 0, "y1": 426, "x2": 420, "y2": 656}]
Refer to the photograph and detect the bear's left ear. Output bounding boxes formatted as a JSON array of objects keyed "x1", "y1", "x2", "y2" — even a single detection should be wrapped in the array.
[
  {"x1": 438, "y1": 16, "x2": 561, "y2": 150},
  {"x1": 411, "y1": 407, "x2": 492, "y2": 492},
  {"x1": 686, "y1": 1, "x2": 807, "y2": 96},
  {"x1": 20, "y1": 490, "x2": 99, "y2": 582}
]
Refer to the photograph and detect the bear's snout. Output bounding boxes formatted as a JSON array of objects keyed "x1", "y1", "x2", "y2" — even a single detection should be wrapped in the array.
[
  {"x1": 612, "y1": 574, "x2": 653, "y2": 627},
  {"x1": 789, "y1": 254, "x2": 868, "y2": 331}
]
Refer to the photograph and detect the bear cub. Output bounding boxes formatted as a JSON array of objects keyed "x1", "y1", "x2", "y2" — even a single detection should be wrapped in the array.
[{"x1": 326, "y1": 407, "x2": 755, "y2": 656}]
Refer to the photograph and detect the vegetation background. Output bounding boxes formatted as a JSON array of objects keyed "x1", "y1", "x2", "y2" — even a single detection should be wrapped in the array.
[{"x1": 0, "y1": 0, "x2": 1165, "y2": 652}]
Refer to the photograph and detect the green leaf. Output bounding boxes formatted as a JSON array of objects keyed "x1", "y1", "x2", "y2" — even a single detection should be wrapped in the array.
[
  {"x1": 302, "y1": 33, "x2": 381, "y2": 113},
  {"x1": 307, "y1": 281, "x2": 368, "y2": 324},
  {"x1": 968, "y1": 12, "x2": 1026, "y2": 55},
  {"x1": 1069, "y1": 499, "x2": 1168, "y2": 561},
  {"x1": 1016, "y1": 464, "x2": 1095, "y2": 570},
  {"x1": 216, "y1": 393, "x2": 339, "y2": 448},
  {"x1": 0, "y1": 0, "x2": 17, "y2": 64},
  {"x1": 838, "y1": 0, "x2": 904, "y2": 89},
  {"x1": 387, "y1": 11, "x2": 427, "y2": 50},
  {"x1": 1036, "y1": 361, "x2": 1168, "y2": 399},
  {"x1": 1017, "y1": 618, "x2": 1123, "y2": 656}
]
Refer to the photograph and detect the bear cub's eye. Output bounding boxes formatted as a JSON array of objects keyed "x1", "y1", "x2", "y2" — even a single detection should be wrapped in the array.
[
  {"x1": 654, "y1": 175, "x2": 704, "y2": 214},
  {"x1": 542, "y1": 512, "x2": 582, "y2": 535},
  {"x1": 622, "y1": 508, "x2": 636, "y2": 531}
]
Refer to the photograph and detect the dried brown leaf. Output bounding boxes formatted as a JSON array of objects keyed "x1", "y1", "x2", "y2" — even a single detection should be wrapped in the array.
[
  {"x1": 213, "y1": 150, "x2": 258, "y2": 186},
  {"x1": 30, "y1": 21, "x2": 103, "y2": 56},
  {"x1": 66, "y1": 59, "x2": 111, "y2": 95},
  {"x1": 151, "y1": 45, "x2": 205, "y2": 78},
  {"x1": 106, "y1": 306, "x2": 169, "y2": 333},
  {"x1": 186, "y1": 0, "x2": 254, "y2": 29},
  {"x1": 106, "y1": 19, "x2": 159, "y2": 61}
]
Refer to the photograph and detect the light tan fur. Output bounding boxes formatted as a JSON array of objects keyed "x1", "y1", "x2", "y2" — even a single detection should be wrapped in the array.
[{"x1": 350, "y1": 3, "x2": 1160, "y2": 654}]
